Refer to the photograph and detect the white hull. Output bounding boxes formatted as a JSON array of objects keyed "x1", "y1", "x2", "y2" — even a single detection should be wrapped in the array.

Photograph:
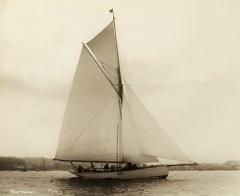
[{"x1": 70, "y1": 165, "x2": 169, "y2": 179}]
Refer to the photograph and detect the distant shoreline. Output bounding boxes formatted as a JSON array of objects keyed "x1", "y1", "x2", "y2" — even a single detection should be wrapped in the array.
[{"x1": 0, "y1": 156, "x2": 239, "y2": 171}]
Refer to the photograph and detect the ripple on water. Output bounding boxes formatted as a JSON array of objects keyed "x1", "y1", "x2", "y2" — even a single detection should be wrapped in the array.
[{"x1": 0, "y1": 171, "x2": 239, "y2": 195}]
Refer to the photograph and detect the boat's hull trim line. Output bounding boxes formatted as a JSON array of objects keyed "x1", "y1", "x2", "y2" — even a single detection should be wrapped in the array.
[{"x1": 70, "y1": 165, "x2": 169, "y2": 179}]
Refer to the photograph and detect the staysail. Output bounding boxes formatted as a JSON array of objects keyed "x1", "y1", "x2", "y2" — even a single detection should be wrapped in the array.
[
  {"x1": 121, "y1": 83, "x2": 191, "y2": 163},
  {"x1": 55, "y1": 19, "x2": 191, "y2": 164}
]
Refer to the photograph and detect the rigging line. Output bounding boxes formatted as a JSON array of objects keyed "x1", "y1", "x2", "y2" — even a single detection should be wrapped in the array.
[
  {"x1": 112, "y1": 11, "x2": 123, "y2": 167},
  {"x1": 111, "y1": 10, "x2": 121, "y2": 79},
  {"x1": 82, "y1": 42, "x2": 120, "y2": 97},
  {"x1": 102, "y1": 67, "x2": 118, "y2": 74},
  {"x1": 100, "y1": 61, "x2": 118, "y2": 70},
  {"x1": 102, "y1": 67, "x2": 117, "y2": 72},
  {"x1": 62, "y1": 94, "x2": 117, "y2": 156},
  {"x1": 111, "y1": 11, "x2": 123, "y2": 99},
  {"x1": 101, "y1": 67, "x2": 117, "y2": 72}
]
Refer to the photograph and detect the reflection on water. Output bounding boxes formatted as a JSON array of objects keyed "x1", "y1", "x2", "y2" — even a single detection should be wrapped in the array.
[
  {"x1": 58, "y1": 177, "x2": 169, "y2": 195},
  {"x1": 0, "y1": 171, "x2": 239, "y2": 195}
]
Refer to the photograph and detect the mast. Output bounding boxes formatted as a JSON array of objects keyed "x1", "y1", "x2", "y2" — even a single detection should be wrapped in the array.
[
  {"x1": 110, "y1": 9, "x2": 123, "y2": 167},
  {"x1": 110, "y1": 9, "x2": 123, "y2": 100}
]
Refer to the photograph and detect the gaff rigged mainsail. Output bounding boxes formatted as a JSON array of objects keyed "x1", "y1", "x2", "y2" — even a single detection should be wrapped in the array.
[{"x1": 55, "y1": 19, "x2": 191, "y2": 164}]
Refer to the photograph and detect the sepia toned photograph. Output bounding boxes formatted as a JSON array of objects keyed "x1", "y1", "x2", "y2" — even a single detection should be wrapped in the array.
[{"x1": 0, "y1": 0, "x2": 240, "y2": 195}]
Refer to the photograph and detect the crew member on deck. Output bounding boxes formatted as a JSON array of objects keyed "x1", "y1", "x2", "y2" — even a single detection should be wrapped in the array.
[
  {"x1": 90, "y1": 162, "x2": 95, "y2": 170},
  {"x1": 78, "y1": 165, "x2": 83, "y2": 173},
  {"x1": 104, "y1": 163, "x2": 109, "y2": 170}
]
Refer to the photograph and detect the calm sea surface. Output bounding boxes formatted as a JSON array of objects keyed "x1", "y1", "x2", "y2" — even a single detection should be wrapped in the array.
[{"x1": 0, "y1": 171, "x2": 239, "y2": 195}]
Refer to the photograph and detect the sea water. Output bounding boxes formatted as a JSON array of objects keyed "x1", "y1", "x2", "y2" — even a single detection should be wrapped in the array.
[{"x1": 0, "y1": 171, "x2": 239, "y2": 195}]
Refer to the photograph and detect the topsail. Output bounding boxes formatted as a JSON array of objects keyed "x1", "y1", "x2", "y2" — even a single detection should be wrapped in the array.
[
  {"x1": 55, "y1": 18, "x2": 191, "y2": 164},
  {"x1": 87, "y1": 21, "x2": 121, "y2": 94}
]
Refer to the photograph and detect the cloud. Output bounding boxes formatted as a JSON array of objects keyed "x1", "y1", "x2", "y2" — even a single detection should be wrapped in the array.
[{"x1": 0, "y1": 74, "x2": 68, "y2": 101}]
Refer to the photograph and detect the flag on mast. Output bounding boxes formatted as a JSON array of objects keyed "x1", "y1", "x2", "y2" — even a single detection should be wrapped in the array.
[{"x1": 109, "y1": 8, "x2": 113, "y2": 13}]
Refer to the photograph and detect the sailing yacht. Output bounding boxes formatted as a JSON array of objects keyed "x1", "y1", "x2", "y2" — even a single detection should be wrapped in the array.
[{"x1": 54, "y1": 10, "x2": 192, "y2": 179}]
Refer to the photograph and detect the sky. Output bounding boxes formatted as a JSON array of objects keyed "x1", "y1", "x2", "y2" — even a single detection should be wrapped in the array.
[{"x1": 0, "y1": 0, "x2": 240, "y2": 163}]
